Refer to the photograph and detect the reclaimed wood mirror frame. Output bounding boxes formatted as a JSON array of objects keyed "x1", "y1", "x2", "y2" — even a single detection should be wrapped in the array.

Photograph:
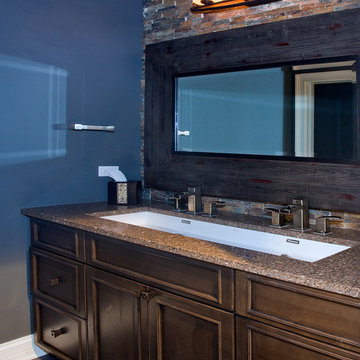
[{"x1": 144, "y1": 8, "x2": 360, "y2": 212}]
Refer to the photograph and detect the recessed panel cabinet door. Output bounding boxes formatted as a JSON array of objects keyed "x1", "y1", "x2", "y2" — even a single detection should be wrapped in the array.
[
  {"x1": 148, "y1": 290, "x2": 235, "y2": 360},
  {"x1": 236, "y1": 317, "x2": 360, "y2": 360},
  {"x1": 87, "y1": 267, "x2": 148, "y2": 360}
]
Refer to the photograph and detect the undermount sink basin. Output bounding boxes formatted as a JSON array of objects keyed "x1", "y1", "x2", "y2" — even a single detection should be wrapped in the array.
[{"x1": 101, "y1": 211, "x2": 350, "y2": 263}]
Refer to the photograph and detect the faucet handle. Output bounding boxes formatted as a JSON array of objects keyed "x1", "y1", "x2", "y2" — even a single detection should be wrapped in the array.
[
  {"x1": 168, "y1": 193, "x2": 188, "y2": 212},
  {"x1": 202, "y1": 201, "x2": 225, "y2": 217},
  {"x1": 278, "y1": 204, "x2": 298, "y2": 214},
  {"x1": 314, "y1": 216, "x2": 342, "y2": 235},
  {"x1": 265, "y1": 206, "x2": 287, "y2": 228}
]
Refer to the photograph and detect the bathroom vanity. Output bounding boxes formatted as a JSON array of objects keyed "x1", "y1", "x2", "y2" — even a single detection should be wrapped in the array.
[{"x1": 23, "y1": 202, "x2": 360, "y2": 360}]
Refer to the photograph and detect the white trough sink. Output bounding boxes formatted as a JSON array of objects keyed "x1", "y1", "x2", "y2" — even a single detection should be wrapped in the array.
[{"x1": 101, "y1": 211, "x2": 350, "y2": 263}]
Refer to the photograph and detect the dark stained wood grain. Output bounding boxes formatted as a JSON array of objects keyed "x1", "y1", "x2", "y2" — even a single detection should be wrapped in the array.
[
  {"x1": 87, "y1": 267, "x2": 145, "y2": 360},
  {"x1": 33, "y1": 298, "x2": 87, "y2": 360},
  {"x1": 30, "y1": 248, "x2": 86, "y2": 317},
  {"x1": 32, "y1": 220, "x2": 86, "y2": 262},
  {"x1": 144, "y1": 8, "x2": 360, "y2": 212},
  {"x1": 86, "y1": 232, "x2": 235, "y2": 311},
  {"x1": 235, "y1": 271, "x2": 360, "y2": 354},
  {"x1": 236, "y1": 317, "x2": 360, "y2": 360},
  {"x1": 148, "y1": 290, "x2": 235, "y2": 360}
]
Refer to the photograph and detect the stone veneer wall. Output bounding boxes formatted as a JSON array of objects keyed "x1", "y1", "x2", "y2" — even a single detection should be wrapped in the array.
[
  {"x1": 143, "y1": 0, "x2": 360, "y2": 45},
  {"x1": 141, "y1": 0, "x2": 360, "y2": 230}
]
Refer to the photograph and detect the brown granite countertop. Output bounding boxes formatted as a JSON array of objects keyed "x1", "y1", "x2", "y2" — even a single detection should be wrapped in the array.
[{"x1": 21, "y1": 201, "x2": 360, "y2": 299}]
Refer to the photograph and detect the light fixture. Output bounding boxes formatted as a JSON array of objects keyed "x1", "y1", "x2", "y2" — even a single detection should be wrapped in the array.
[{"x1": 191, "y1": 0, "x2": 281, "y2": 13}]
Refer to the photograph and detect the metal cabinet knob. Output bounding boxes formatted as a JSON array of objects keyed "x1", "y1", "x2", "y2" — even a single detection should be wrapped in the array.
[{"x1": 49, "y1": 278, "x2": 60, "y2": 287}]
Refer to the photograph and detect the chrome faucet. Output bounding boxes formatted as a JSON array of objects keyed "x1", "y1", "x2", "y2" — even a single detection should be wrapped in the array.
[
  {"x1": 168, "y1": 192, "x2": 188, "y2": 212},
  {"x1": 281, "y1": 198, "x2": 309, "y2": 232},
  {"x1": 265, "y1": 205, "x2": 287, "y2": 228},
  {"x1": 202, "y1": 200, "x2": 225, "y2": 217},
  {"x1": 186, "y1": 186, "x2": 202, "y2": 214},
  {"x1": 169, "y1": 186, "x2": 202, "y2": 214},
  {"x1": 314, "y1": 215, "x2": 342, "y2": 235}
]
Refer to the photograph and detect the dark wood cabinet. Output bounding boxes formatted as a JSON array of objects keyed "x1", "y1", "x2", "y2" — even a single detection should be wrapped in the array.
[
  {"x1": 236, "y1": 317, "x2": 360, "y2": 360},
  {"x1": 235, "y1": 271, "x2": 360, "y2": 355},
  {"x1": 30, "y1": 220, "x2": 235, "y2": 360},
  {"x1": 87, "y1": 267, "x2": 146, "y2": 360},
  {"x1": 31, "y1": 248, "x2": 86, "y2": 317},
  {"x1": 86, "y1": 232, "x2": 234, "y2": 311},
  {"x1": 87, "y1": 266, "x2": 235, "y2": 360},
  {"x1": 148, "y1": 290, "x2": 235, "y2": 360},
  {"x1": 31, "y1": 219, "x2": 85, "y2": 262},
  {"x1": 28, "y1": 218, "x2": 360, "y2": 360}
]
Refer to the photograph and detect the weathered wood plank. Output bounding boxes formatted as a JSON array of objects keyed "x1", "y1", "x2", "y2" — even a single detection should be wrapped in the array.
[{"x1": 144, "y1": 8, "x2": 360, "y2": 212}]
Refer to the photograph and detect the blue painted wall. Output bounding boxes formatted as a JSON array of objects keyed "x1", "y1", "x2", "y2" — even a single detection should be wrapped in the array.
[{"x1": 0, "y1": 0, "x2": 143, "y2": 343}]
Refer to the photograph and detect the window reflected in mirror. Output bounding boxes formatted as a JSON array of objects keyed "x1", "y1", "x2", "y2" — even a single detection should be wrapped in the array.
[{"x1": 175, "y1": 59, "x2": 357, "y2": 160}]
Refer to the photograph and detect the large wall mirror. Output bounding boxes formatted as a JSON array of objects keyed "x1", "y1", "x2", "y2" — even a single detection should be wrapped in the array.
[
  {"x1": 145, "y1": 8, "x2": 360, "y2": 212},
  {"x1": 175, "y1": 59, "x2": 357, "y2": 161}
]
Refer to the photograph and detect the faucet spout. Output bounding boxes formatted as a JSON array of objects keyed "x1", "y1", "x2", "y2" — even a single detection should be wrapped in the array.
[
  {"x1": 187, "y1": 186, "x2": 202, "y2": 214},
  {"x1": 290, "y1": 198, "x2": 309, "y2": 232}
]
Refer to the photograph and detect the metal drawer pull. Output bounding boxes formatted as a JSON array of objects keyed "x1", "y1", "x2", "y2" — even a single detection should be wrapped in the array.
[
  {"x1": 49, "y1": 278, "x2": 60, "y2": 287},
  {"x1": 50, "y1": 328, "x2": 65, "y2": 338}
]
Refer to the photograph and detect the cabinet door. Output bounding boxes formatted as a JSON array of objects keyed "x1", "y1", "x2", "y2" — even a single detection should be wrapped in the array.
[
  {"x1": 87, "y1": 267, "x2": 148, "y2": 360},
  {"x1": 148, "y1": 290, "x2": 235, "y2": 360},
  {"x1": 236, "y1": 316, "x2": 360, "y2": 360}
]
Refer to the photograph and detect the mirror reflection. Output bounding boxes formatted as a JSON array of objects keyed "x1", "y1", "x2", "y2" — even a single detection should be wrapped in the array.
[{"x1": 175, "y1": 60, "x2": 357, "y2": 160}]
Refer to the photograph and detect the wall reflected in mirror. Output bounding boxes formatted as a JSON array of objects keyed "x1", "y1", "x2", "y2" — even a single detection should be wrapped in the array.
[{"x1": 175, "y1": 59, "x2": 357, "y2": 160}]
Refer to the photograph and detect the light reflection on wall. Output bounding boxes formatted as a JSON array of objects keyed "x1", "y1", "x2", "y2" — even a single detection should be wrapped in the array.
[{"x1": 0, "y1": 54, "x2": 68, "y2": 166}]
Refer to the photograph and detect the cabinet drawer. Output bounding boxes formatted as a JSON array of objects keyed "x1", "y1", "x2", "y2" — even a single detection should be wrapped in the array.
[
  {"x1": 31, "y1": 220, "x2": 85, "y2": 261},
  {"x1": 33, "y1": 298, "x2": 87, "y2": 360},
  {"x1": 236, "y1": 272, "x2": 360, "y2": 352},
  {"x1": 86, "y1": 233, "x2": 234, "y2": 310},
  {"x1": 31, "y1": 248, "x2": 86, "y2": 317},
  {"x1": 236, "y1": 316, "x2": 360, "y2": 360}
]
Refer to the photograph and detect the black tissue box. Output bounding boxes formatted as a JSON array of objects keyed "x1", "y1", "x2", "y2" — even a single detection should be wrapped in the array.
[{"x1": 107, "y1": 180, "x2": 142, "y2": 205}]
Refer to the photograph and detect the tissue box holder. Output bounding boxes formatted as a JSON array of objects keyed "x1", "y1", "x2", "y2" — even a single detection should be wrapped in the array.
[{"x1": 108, "y1": 180, "x2": 141, "y2": 205}]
